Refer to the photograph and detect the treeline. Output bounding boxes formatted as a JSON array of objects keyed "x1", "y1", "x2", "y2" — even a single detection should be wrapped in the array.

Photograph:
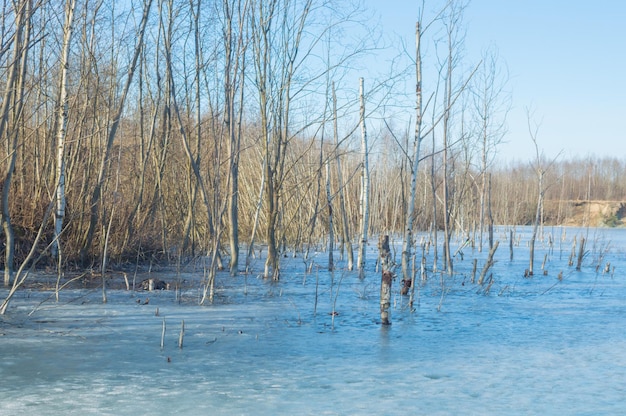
[
  {"x1": 0, "y1": 0, "x2": 624, "y2": 286},
  {"x1": 369, "y1": 153, "x2": 626, "y2": 232},
  {"x1": 490, "y1": 157, "x2": 626, "y2": 226}
]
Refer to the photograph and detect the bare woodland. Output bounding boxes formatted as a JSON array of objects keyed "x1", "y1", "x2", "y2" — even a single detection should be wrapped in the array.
[{"x1": 1, "y1": 0, "x2": 625, "y2": 295}]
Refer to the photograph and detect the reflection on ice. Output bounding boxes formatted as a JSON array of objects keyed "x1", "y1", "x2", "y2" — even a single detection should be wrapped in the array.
[{"x1": 1, "y1": 227, "x2": 626, "y2": 415}]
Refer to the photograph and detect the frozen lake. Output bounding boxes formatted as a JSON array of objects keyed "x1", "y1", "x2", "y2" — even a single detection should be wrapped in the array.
[{"x1": 1, "y1": 226, "x2": 625, "y2": 415}]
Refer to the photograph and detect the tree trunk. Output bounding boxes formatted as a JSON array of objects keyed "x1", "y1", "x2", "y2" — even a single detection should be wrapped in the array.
[
  {"x1": 478, "y1": 240, "x2": 499, "y2": 285},
  {"x1": 332, "y1": 82, "x2": 353, "y2": 270},
  {"x1": 479, "y1": 150, "x2": 486, "y2": 252},
  {"x1": 576, "y1": 237, "x2": 585, "y2": 271},
  {"x1": 401, "y1": 21, "x2": 423, "y2": 283},
  {"x1": 529, "y1": 185, "x2": 543, "y2": 276},
  {"x1": 223, "y1": 0, "x2": 247, "y2": 276},
  {"x1": 246, "y1": 156, "x2": 266, "y2": 272},
  {"x1": 52, "y1": 0, "x2": 77, "y2": 261},
  {"x1": 380, "y1": 270, "x2": 392, "y2": 325},
  {"x1": 264, "y1": 181, "x2": 280, "y2": 280},
  {"x1": 442, "y1": 20, "x2": 454, "y2": 275},
  {"x1": 304, "y1": 130, "x2": 324, "y2": 261},
  {"x1": 474, "y1": 48, "x2": 509, "y2": 252},
  {"x1": 326, "y1": 158, "x2": 334, "y2": 270},
  {"x1": 378, "y1": 235, "x2": 390, "y2": 272},
  {"x1": 487, "y1": 173, "x2": 494, "y2": 249},
  {"x1": 430, "y1": 142, "x2": 438, "y2": 273},
  {"x1": 509, "y1": 229, "x2": 514, "y2": 261},
  {"x1": 180, "y1": 0, "x2": 203, "y2": 258},
  {"x1": 357, "y1": 77, "x2": 370, "y2": 278},
  {"x1": 250, "y1": 0, "x2": 313, "y2": 280},
  {"x1": 1, "y1": 0, "x2": 31, "y2": 286}
]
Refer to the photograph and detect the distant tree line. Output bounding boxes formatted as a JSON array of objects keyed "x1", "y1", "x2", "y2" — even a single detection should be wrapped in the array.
[{"x1": 1, "y1": 0, "x2": 624, "y2": 286}]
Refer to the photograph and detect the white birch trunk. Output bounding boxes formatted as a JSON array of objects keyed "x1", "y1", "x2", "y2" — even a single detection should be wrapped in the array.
[
  {"x1": 357, "y1": 77, "x2": 369, "y2": 278},
  {"x1": 52, "y1": 0, "x2": 77, "y2": 260},
  {"x1": 401, "y1": 21, "x2": 423, "y2": 284}
]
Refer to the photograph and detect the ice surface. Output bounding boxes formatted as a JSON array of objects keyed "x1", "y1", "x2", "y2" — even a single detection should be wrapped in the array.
[{"x1": 1, "y1": 226, "x2": 626, "y2": 415}]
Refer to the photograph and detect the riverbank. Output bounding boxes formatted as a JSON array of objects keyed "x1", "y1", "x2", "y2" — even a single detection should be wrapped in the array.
[{"x1": 542, "y1": 200, "x2": 625, "y2": 227}]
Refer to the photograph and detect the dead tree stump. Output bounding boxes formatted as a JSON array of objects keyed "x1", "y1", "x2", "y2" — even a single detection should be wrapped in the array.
[
  {"x1": 576, "y1": 237, "x2": 585, "y2": 271},
  {"x1": 400, "y1": 278, "x2": 411, "y2": 295},
  {"x1": 478, "y1": 240, "x2": 499, "y2": 285}
]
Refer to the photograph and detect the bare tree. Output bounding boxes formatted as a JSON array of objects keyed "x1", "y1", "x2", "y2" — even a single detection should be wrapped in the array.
[
  {"x1": 249, "y1": 0, "x2": 314, "y2": 280},
  {"x1": 79, "y1": 0, "x2": 154, "y2": 265},
  {"x1": 332, "y1": 82, "x2": 353, "y2": 270},
  {"x1": 221, "y1": 0, "x2": 249, "y2": 276},
  {"x1": 1, "y1": 0, "x2": 32, "y2": 286},
  {"x1": 433, "y1": 0, "x2": 480, "y2": 274},
  {"x1": 528, "y1": 117, "x2": 544, "y2": 277},
  {"x1": 527, "y1": 111, "x2": 560, "y2": 276},
  {"x1": 439, "y1": 0, "x2": 465, "y2": 275},
  {"x1": 472, "y1": 46, "x2": 509, "y2": 252}
]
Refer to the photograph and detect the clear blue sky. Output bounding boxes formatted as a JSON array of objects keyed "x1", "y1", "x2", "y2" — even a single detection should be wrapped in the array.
[{"x1": 363, "y1": 0, "x2": 626, "y2": 163}]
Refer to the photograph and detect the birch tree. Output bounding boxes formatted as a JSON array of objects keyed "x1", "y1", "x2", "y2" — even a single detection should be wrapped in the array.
[
  {"x1": 400, "y1": 21, "x2": 423, "y2": 284},
  {"x1": 52, "y1": 0, "x2": 77, "y2": 262},
  {"x1": 357, "y1": 77, "x2": 369, "y2": 278}
]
